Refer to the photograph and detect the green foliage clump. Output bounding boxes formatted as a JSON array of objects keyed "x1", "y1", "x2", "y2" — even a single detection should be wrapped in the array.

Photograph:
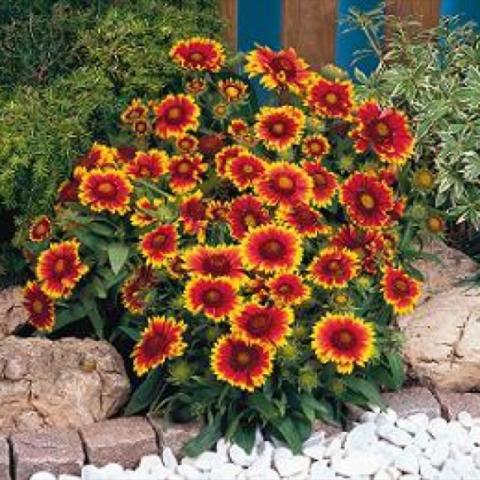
[
  {"x1": 0, "y1": 0, "x2": 223, "y2": 232},
  {"x1": 347, "y1": 7, "x2": 480, "y2": 228}
]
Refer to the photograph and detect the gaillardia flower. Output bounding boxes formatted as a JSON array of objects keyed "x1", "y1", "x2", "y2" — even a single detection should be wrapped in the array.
[
  {"x1": 245, "y1": 46, "x2": 311, "y2": 93},
  {"x1": 79, "y1": 169, "x2": 133, "y2": 215},
  {"x1": 340, "y1": 172, "x2": 394, "y2": 228},
  {"x1": 215, "y1": 145, "x2": 248, "y2": 178},
  {"x1": 153, "y1": 94, "x2": 200, "y2": 139},
  {"x1": 168, "y1": 153, "x2": 208, "y2": 193},
  {"x1": 176, "y1": 134, "x2": 199, "y2": 154},
  {"x1": 306, "y1": 76, "x2": 354, "y2": 119},
  {"x1": 132, "y1": 316, "x2": 187, "y2": 376},
  {"x1": 303, "y1": 161, "x2": 338, "y2": 207},
  {"x1": 302, "y1": 134, "x2": 331, "y2": 159},
  {"x1": 267, "y1": 273, "x2": 311, "y2": 306},
  {"x1": 130, "y1": 197, "x2": 162, "y2": 228},
  {"x1": 277, "y1": 203, "x2": 330, "y2": 238},
  {"x1": 139, "y1": 224, "x2": 178, "y2": 267},
  {"x1": 241, "y1": 224, "x2": 302, "y2": 273},
  {"x1": 227, "y1": 153, "x2": 266, "y2": 190},
  {"x1": 121, "y1": 98, "x2": 148, "y2": 124},
  {"x1": 29, "y1": 215, "x2": 52, "y2": 242},
  {"x1": 218, "y1": 78, "x2": 249, "y2": 102},
  {"x1": 255, "y1": 162, "x2": 313, "y2": 207},
  {"x1": 179, "y1": 192, "x2": 208, "y2": 239},
  {"x1": 121, "y1": 266, "x2": 155, "y2": 315},
  {"x1": 413, "y1": 168, "x2": 435, "y2": 191},
  {"x1": 382, "y1": 266, "x2": 421, "y2": 314},
  {"x1": 23, "y1": 281, "x2": 55, "y2": 331},
  {"x1": 255, "y1": 106, "x2": 305, "y2": 151},
  {"x1": 124, "y1": 149, "x2": 167, "y2": 181},
  {"x1": 184, "y1": 277, "x2": 240, "y2": 321},
  {"x1": 227, "y1": 195, "x2": 271, "y2": 240},
  {"x1": 36, "y1": 239, "x2": 88, "y2": 298},
  {"x1": 232, "y1": 303, "x2": 293, "y2": 346},
  {"x1": 351, "y1": 100, "x2": 414, "y2": 165},
  {"x1": 312, "y1": 312, "x2": 375, "y2": 374},
  {"x1": 211, "y1": 334, "x2": 274, "y2": 392},
  {"x1": 170, "y1": 37, "x2": 225, "y2": 72},
  {"x1": 309, "y1": 247, "x2": 359, "y2": 289},
  {"x1": 183, "y1": 245, "x2": 244, "y2": 280}
]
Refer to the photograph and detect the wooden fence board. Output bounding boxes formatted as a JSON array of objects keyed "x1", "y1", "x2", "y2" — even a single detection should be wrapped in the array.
[
  {"x1": 282, "y1": 0, "x2": 337, "y2": 70},
  {"x1": 386, "y1": 0, "x2": 441, "y2": 30},
  {"x1": 219, "y1": 0, "x2": 237, "y2": 49}
]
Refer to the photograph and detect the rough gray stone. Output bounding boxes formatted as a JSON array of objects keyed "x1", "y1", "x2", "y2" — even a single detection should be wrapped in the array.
[
  {"x1": 436, "y1": 392, "x2": 480, "y2": 421},
  {"x1": 382, "y1": 387, "x2": 441, "y2": 419},
  {"x1": 80, "y1": 416, "x2": 158, "y2": 468},
  {"x1": 11, "y1": 429, "x2": 84, "y2": 480},
  {"x1": 0, "y1": 437, "x2": 10, "y2": 480},
  {"x1": 0, "y1": 287, "x2": 27, "y2": 339}
]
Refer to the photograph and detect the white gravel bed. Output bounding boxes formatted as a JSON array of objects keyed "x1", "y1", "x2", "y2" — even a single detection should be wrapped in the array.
[{"x1": 31, "y1": 408, "x2": 480, "y2": 480}]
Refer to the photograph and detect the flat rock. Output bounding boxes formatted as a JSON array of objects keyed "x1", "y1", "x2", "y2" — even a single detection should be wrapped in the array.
[
  {"x1": 312, "y1": 419, "x2": 343, "y2": 438},
  {"x1": 80, "y1": 416, "x2": 158, "y2": 469},
  {"x1": 148, "y1": 416, "x2": 203, "y2": 458},
  {"x1": 0, "y1": 287, "x2": 27, "y2": 339},
  {"x1": 0, "y1": 336, "x2": 130, "y2": 435},
  {"x1": 0, "y1": 436, "x2": 10, "y2": 480},
  {"x1": 11, "y1": 429, "x2": 84, "y2": 480},
  {"x1": 382, "y1": 387, "x2": 441, "y2": 419},
  {"x1": 436, "y1": 392, "x2": 480, "y2": 420}
]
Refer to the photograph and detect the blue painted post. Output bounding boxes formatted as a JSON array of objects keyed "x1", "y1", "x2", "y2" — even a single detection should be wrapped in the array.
[{"x1": 335, "y1": 0, "x2": 384, "y2": 77}]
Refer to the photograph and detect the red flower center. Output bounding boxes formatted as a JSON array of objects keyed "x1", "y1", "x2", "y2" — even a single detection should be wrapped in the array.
[
  {"x1": 54, "y1": 258, "x2": 67, "y2": 274},
  {"x1": 327, "y1": 260, "x2": 344, "y2": 277},
  {"x1": 142, "y1": 334, "x2": 170, "y2": 359},
  {"x1": 393, "y1": 279, "x2": 408, "y2": 293},
  {"x1": 32, "y1": 299, "x2": 45, "y2": 314},
  {"x1": 376, "y1": 122, "x2": 390, "y2": 137},
  {"x1": 332, "y1": 329, "x2": 356, "y2": 350},
  {"x1": 203, "y1": 254, "x2": 231, "y2": 276},
  {"x1": 313, "y1": 173, "x2": 326, "y2": 187},
  {"x1": 167, "y1": 107, "x2": 183, "y2": 121},
  {"x1": 242, "y1": 163, "x2": 255, "y2": 174},
  {"x1": 325, "y1": 92, "x2": 338, "y2": 105},
  {"x1": 295, "y1": 208, "x2": 316, "y2": 226},
  {"x1": 140, "y1": 166, "x2": 152, "y2": 177},
  {"x1": 275, "y1": 175, "x2": 295, "y2": 192},
  {"x1": 278, "y1": 283, "x2": 293, "y2": 294},
  {"x1": 97, "y1": 181, "x2": 117, "y2": 197},
  {"x1": 309, "y1": 142, "x2": 322, "y2": 153},
  {"x1": 359, "y1": 193, "x2": 376, "y2": 210},
  {"x1": 177, "y1": 161, "x2": 192, "y2": 174},
  {"x1": 135, "y1": 121, "x2": 148, "y2": 133},
  {"x1": 271, "y1": 56, "x2": 294, "y2": 78},
  {"x1": 185, "y1": 202, "x2": 206, "y2": 220},
  {"x1": 231, "y1": 346, "x2": 256, "y2": 369},
  {"x1": 152, "y1": 234, "x2": 167, "y2": 248},
  {"x1": 248, "y1": 313, "x2": 271, "y2": 334},
  {"x1": 270, "y1": 122, "x2": 286, "y2": 136},
  {"x1": 260, "y1": 239, "x2": 285, "y2": 260},
  {"x1": 225, "y1": 86, "x2": 240, "y2": 98},
  {"x1": 35, "y1": 223, "x2": 48, "y2": 236},
  {"x1": 243, "y1": 213, "x2": 258, "y2": 228},
  {"x1": 203, "y1": 288, "x2": 223, "y2": 306},
  {"x1": 189, "y1": 51, "x2": 205, "y2": 62}
]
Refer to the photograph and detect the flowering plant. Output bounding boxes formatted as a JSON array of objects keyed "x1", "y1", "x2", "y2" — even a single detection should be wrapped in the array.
[{"x1": 21, "y1": 37, "x2": 431, "y2": 455}]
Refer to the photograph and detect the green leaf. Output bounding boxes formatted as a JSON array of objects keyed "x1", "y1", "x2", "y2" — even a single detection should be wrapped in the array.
[
  {"x1": 124, "y1": 368, "x2": 163, "y2": 416},
  {"x1": 248, "y1": 392, "x2": 279, "y2": 421},
  {"x1": 275, "y1": 416, "x2": 302, "y2": 454},
  {"x1": 92, "y1": 276, "x2": 107, "y2": 299},
  {"x1": 386, "y1": 352, "x2": 405, "y2": 390},
  {"x1": 232, "y1": 423, "x2": 256, "y2": 453},
  {"x1": 108, "y1": 243, "x2": 130, "y2": 275},
  {"x1": 53, "y1": 304, "x2": 86, "y2": 331},
  {"x1": 82, "y1": 298, "x2": 105, "y2": 339},
  {"x1": 182, "y1": 415, "x2": 222, "y2": 457},
  {"x1": 343, "y1": 377, "x2": 385, "y2": 408}
]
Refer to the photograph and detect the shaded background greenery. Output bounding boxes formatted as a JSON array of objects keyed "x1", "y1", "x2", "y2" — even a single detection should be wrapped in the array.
[{"x1": 0, "y1": 0, "x2": 222, "y2": 285}]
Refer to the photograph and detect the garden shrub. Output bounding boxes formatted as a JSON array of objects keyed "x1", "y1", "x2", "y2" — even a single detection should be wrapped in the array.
[
  {"x1": 20, "y1": 38, "x2": 435, "y2": 455},
  {"x1": 346, "y1": 7, "x2": 480, "y2": 229}
]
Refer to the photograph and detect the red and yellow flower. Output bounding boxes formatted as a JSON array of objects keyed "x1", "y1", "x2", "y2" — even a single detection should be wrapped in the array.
[
  {"x1": 245, "y1": 46, "x2": 311, "y2": 93},
  {"x1": 306, "y1": 76, "x2": 354, "y2": 119},
  {"x1": 303, "y1": 161, "x2": 339, "y2": 208},
  {"x1": 255, "y1": 162, "x2": 313, "y2": 207},
  {"x1": 228, "y1": 119, "x2": 250, "y2": 140},
  {"x1": 185, "y1": 78, "x2": 207, "y2": 95},
  {"x1": 211, "y1": 334, "x2": 274, "y2": 391},
  {"x1": 218, "y1": 78, "x2": 249, "y2": 102},
  {"x1": 170, "y1": 37, "x2": 225, "y2": 72},
  {"x1": 79, "y1": 169, "x2": 133, "y2": 215},
  {"x1": 215, "y1": 145, "x2": 248, "y2": 178},
  {"x1": 124, "y1": 149, "x2": 167, "y2": 181},
  {"x1": 241, "y1": 224, "x2": 302, "y2": 273},
  {"x1": 267, "y1": 273, "x2": 311, "y2": 306},
  {"x1": 340, "y1": 172, "x2": 394, "y2": 228},
  {"x1": 78, "y1": 142, "x2": 117, "y2": 170},
  {"x1": 227, "y1": 153, "x2": 266, "y2": 190},
  {"x1": 121, "y1": 265, "x2": 155, "y2": 315},
  {"x1": 184, "y1": 277, "x2": 240, "y2": 321},
  {"x1": 176, "y1": 134, "x2": 199, "y2": 154},
  {"x1": 206, "y1": 200, "x2": 229, "y2": 222},
  {"x1": 381, "y1": 266, "x2": 421, "y2": 314},
  {"x1": 130, "y1": 197, "x2": 162, "y2": 228},
  {"x1": 312, "y1": 312, "x2": 375, "y2": 374},
  {"x1": 351, "y1": 100, "x2": 414, "y2": 165},
  {"x1": 232, "y1": 303, "x2": 293, "y2": 346},
  {"x1": 309, "y1": 247, "x2": 359, "y2": 289},
  {"x1": 227, "y1": 195, "x2": 271, "y2": 240},
  {"x1": 179, "y1": 192, "x2": 208, "y2": 240},
  {"x1": 302, "y1": 134, "x2": 330, "y2": 159},
  {"x1": 139, "y1": 224, "x2": 178, "y2": 267},
  {"x1": 132, "y1": 316, "x2": 187, "y2": 376},
  {"x1": 23, "y1": 281, "x2": 55, "y2": 331},
  {"x1": 121, "y1": 98, "x2": 148, "y2": 124},
  {"x1": 277, "y1": 203, "x2": 330, "y2": 238},
  {"x1": 255, "y1": 106, "x2": 305, "y2": 151},
  {"x1": 36, "y1": 239, "x2": 88, "y2": 298},
  {"x1": 29, "y1": 215, "x2": 52, "y2": 242},
  {"x1": 183, "y1": 245, "x2": 244, "y2": 281},
  {"x1": 153, "y1": 94, "x2": 200, "y2": 139},
  {"x1": 198, "y1": 133, "x2": 225, "y2": 156},
  {"x1": 168, "y1": 153, "x2": 208, "y2": 193}
]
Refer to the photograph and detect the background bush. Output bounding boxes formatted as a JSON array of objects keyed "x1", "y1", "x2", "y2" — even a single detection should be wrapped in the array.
[{"x1": 0, "y1": 0, "x2": 222, "y2": 232}]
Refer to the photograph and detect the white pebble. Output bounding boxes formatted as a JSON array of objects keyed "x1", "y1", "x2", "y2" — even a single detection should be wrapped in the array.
[
  {"x1": 273, "y1": 452, "x2": 310, "y2": 477},
  {"x1": 394, "y1": 449, "x2": 419, "y2": 474},
  {"x1": 309, "y1": 462, "x2": 336, "y2": 480},
  {"x1": 428, "y1": 417, "x2": 448, "y2": 438},
  {"x1": 59, "y1": 476, "x2": 81, "y2": 480},
  {"x1": 162, "y1": 447, "x2": 178, "y2": 471},
  {"x1": 377, "y1": 424, "x2": 413, "y2": 447},
  {"x1": 331, "y1": 450, "x2": 383, "y2": 476},
  {"x1": 209, "y1": 462, "x2": 242, "y2": 480},
  {"x1": 177, "y1": 464, "x2": 207, "y2": 480},
  {"x1": 459, "y1": 411, "x2": 474, "y2": 429},
  {"x1": 30, "y1": 474, "x2": 57, "y2": 480},
  {"x1": 229, "y1": 443, "x2": 257, "y2": 467},
  {"x1": 194, "y1": 451, "x2": 223, "y2": 471},
  {"x1": 344, "y1": 422, "x2": 377, "y2": 451}
]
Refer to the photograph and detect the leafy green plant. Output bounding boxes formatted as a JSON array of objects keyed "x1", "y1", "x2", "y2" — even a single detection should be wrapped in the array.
[{"x1": 346, "y1": 6, "x2": 480, "y2": 228}]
